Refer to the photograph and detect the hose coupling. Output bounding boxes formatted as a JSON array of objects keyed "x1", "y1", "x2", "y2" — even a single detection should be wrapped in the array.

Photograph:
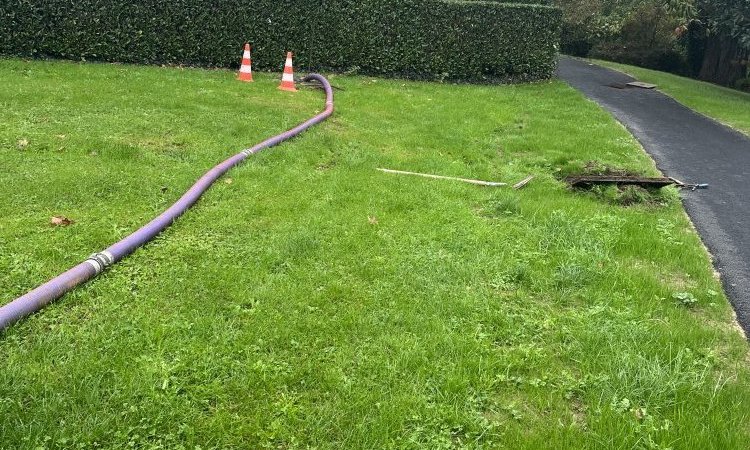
[{"x1": 85, "y1": 251, "x2": 115, "y2": 275}]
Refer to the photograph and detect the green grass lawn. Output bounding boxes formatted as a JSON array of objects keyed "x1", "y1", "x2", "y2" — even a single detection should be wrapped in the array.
[
  {"x1": 592, "y1": 59, "x2": 750, "y2": 136},
  {"x1": 1, "y1": 58, "x2": 749, "y2": 449}
]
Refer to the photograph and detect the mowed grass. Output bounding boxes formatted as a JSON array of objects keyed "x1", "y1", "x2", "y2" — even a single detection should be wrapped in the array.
[
  {"x1": 1, "y1": 58, "x2": 749, "y2": 449},
  {"x1": 592, "y1": 59, "x2": 750, "y2": 136}
]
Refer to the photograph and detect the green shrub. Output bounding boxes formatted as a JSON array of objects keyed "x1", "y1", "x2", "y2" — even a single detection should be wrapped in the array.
[{"x1": 0, "y1": 0, "x2": 561, "y2": 82}]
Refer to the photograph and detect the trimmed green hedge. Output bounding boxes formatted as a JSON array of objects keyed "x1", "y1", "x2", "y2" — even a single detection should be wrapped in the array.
[{"x1": 0, "y1": 0, "x2": 561, "y2": 82}]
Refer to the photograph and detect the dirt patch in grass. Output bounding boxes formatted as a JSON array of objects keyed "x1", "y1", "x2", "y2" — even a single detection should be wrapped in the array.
[
  {"x1": 570, "y1": 398, "x2": 588, "y2": 430},
  {"x1": 659, "y1": 269, "x2": 697, "y2": 291}
]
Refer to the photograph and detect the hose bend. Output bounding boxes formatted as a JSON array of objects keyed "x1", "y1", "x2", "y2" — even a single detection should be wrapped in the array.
[{"x1": 0, "y1": 74, "x2": 334, "y2": 331}]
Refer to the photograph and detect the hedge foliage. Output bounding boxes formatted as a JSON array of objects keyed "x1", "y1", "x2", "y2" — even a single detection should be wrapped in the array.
[{"x1": 0, "y1": 0, "x2": 561, "y2": 82}]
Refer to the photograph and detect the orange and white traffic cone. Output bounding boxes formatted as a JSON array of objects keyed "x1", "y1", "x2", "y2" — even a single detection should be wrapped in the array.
[
  {"x1": 238, "y1": 43, "x2": 253, "y2": 82},
  {"x1": 278, "y1": 52, "x2": 297, "y2": 92}
]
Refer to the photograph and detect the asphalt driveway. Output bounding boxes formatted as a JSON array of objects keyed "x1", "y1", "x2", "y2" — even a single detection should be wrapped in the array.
[{"x1": 557, "y1": 56, "x2": 750, "y2": 336}]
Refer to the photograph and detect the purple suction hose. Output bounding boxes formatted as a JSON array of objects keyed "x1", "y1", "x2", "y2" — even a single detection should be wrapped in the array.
[{"x1": 0, "y1": 73, "x2": 334, "y2": 331}]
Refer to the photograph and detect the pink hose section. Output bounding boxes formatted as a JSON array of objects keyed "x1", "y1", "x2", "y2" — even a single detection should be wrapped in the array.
[{"x1": 0, "y1": 74, "x2": 334, "y2": 331}]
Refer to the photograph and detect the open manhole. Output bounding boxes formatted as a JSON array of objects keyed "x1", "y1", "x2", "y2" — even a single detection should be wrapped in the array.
[{"x1": 565, "y1": 175, "x2": 675, "y2": 188}]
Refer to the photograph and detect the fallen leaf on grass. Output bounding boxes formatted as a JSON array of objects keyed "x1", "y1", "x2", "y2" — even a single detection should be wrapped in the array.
[
  {"x1": 50, "y1": 216, "x2": 74, "y2": 227},
  {"x1": 368, "y1": 216, "x2": 378, "y2": 225}
]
